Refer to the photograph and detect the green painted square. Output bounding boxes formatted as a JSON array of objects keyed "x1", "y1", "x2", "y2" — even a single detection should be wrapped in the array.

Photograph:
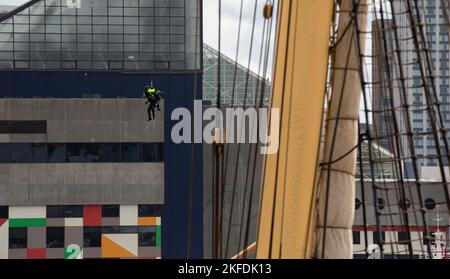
[
  {"x1": 9, "y1": 218, "x2": 46, "y2": 228},
  {"x1": 156, "y1": 225, "x2": 161, "y2": 248}
]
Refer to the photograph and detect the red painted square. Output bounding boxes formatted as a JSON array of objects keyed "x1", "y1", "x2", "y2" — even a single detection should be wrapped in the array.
[
  {"x1": 27, "y1": 248, "x2": 46, "y2": 259},
  {"x1": 0, "y1": 218, "x2": 7, "y2": 226},
  {"x1": 83, "y1": 205, "x2": 102, "y2": 226}
]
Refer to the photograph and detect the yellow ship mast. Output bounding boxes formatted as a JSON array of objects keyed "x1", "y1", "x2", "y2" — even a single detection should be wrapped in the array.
[
  {"x1": 256, "y1": 0, "x2": 367, "y2": 259},
  {"x1": 256, "y1": 0, "x2": 334, "y2": 259}
]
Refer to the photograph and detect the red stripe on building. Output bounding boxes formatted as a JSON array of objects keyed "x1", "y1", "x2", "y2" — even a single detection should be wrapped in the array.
[
  {"x1": 27, "y1": 248, "x2": 46, "y2": 259},
  {"x1": 83, "y1": 205, "x2": 102, "y2": 226},
  {"x1": 353, "y1": 225, "x2": 447, "y2": 232}
]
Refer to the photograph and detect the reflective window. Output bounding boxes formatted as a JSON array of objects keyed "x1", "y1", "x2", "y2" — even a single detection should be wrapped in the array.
[
  {"x1": 22, "y1": 143, "x2": 40, "y2": 162},
  {"x1": 0, "y1": 206, "x2": 8, "y2": 218},
  {"x1": 64, "y1": 205, "x2": 83, "y2": 218},
  {"x1": 122, "y1": 143, "x2": 139, "y2": 162},
  {"x1": 138, "y1": 226, "x2": 156, "y2": 233},
  {"x1": 0, "y1": 0, "x2": 201, "y2": 70},
  {"x1": 154, "y1": 204, "x2": 162, "y2": 216},
  {"x1": 138, "y1": 205, "x2": 155, "y2": 217},
  {"x1": 139, "y1": 231, "x2": 156, "y2": 247},
  {"x1": 47, "y1": 205, "x2": 65, "y2": 218},
  {"x1": 102, "y1": 143, "x2": 121, "y2": 162},
  {"x1": 138, "y1": 204, "x2": 162, "y2": 217},
  {"x1": 102, "y1": 205, "x2": 119, "y2": 217},
  {"x1": 83, "y1": 227, "x2": 101, "y2": 247},
  {"x1": 398, "y1": 232, "x2": 410, "y2": 245},
  {"x1": 373, "y1": 231, "x2": 385, "y2": 245},
  {"x1": 85, "y1": 143, "x2": 101, "y2": 162},
  {"x1": 48, "y1": 143, "x2": 65, "y2": 162},
  {"x1": 120, "y1": 226, "x2": 137, "y2": 233},
  {"x1": 424, "y1": 198, "x2": 436, "y2": 210},
  {"x1": 9, "y1": 228, "x2": 27, "y2": 249},
  {"x1": 353, "y1": 231, "x2": 361, "y2": 245},
  {"x1": 101, "y1": 226, "x2": 120, "y2": 234},
  {"x1": 46, "y1": 227, "x2": 65, "y2": 248},
  {"x1": 0, "y1": 143, "x2": 163, "y2": 163},
  {"x1": 66, "y1": 143, "x2": 84, "y2": 162}
]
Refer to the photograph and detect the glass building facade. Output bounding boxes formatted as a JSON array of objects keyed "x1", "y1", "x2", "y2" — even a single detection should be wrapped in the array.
[
  {"x1": 0, "y1": 142, "x2": 164, "y2": 163},
  {"x1": 420, "y1": 0, "x2": 450, "y2": 166},
  {"x1": 0, "y1": 0, "x2": 201, "y2": 71},
  {"x1": 393, "y1": 1, "x2": 450, "y2": 167},
  {"x1": 372, "y1": 19, "x2": 396, "y2": 153},
  {"x1": 203, "y1": 44, "x2": 270, "y2": 107}
]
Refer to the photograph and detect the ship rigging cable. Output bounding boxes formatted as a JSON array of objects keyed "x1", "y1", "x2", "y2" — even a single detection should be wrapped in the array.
[{"x1": 206, "y1": 0, "x2": 450, "y2": 259}]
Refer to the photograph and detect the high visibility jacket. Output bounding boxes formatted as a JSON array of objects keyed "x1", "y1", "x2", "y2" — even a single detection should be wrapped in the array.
[{"x1": 144, "y1": 88, "x2": 156, "y2": 98}]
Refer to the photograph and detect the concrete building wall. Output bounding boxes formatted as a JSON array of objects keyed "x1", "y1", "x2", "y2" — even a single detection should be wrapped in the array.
[
  {"x1": 0, "y1": 98, "x2": 165, "y2": 205},
  {"x1": 0, "y1": 99, "x2": 164, "y2": 143},
  {"x1": 353, "y1": 180, "x2": 449, "y2": 258},
  {"x1": 420, "y1": 167, "x2": 450, "y2": 181},
  {"x1": 0, "y1": 163, "x2": 164, "y2": 205},
  {"x1": 354, "y1": 180, "x2": 449, "y2": 227}
]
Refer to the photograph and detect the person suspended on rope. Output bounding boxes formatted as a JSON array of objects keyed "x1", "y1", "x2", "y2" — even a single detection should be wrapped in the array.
[
  {"x1": 143, "y1": 82, "x2": 157, "y2": 121},
  {"x1": 143, "y1": 81, "x2": 163, "y2": 121}
]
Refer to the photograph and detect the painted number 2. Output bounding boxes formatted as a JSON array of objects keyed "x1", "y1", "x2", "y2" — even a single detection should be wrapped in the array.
[{"x1": 65, "y1": 244, "x2": 82, "y2": 259}]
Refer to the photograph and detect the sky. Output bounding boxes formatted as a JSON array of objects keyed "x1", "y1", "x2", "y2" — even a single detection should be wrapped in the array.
[
  {"x1": 203, "y1": 0, "x2": 276, "y2": 76},
  {"x1": 0, "y1": 0, "x2": 25, "y2": 6}
]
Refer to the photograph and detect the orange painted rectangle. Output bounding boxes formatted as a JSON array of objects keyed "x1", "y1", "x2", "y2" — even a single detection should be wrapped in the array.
[{"x1": 138, "y1": 217, "x2": 156, "y2": 226}]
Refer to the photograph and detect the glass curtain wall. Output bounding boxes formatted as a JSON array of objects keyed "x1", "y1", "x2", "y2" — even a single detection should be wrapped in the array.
[
  {"x1": 0, "y1": 0, "x2": 201, "y2": 71},
  {"x1": 203, "y1": 44, "x2": 270, "y2": 107}
]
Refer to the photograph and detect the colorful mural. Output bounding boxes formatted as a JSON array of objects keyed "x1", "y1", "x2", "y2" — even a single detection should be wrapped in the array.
[{"x1": 0, "y1": 205, "x2": 161, "y2": 259}]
